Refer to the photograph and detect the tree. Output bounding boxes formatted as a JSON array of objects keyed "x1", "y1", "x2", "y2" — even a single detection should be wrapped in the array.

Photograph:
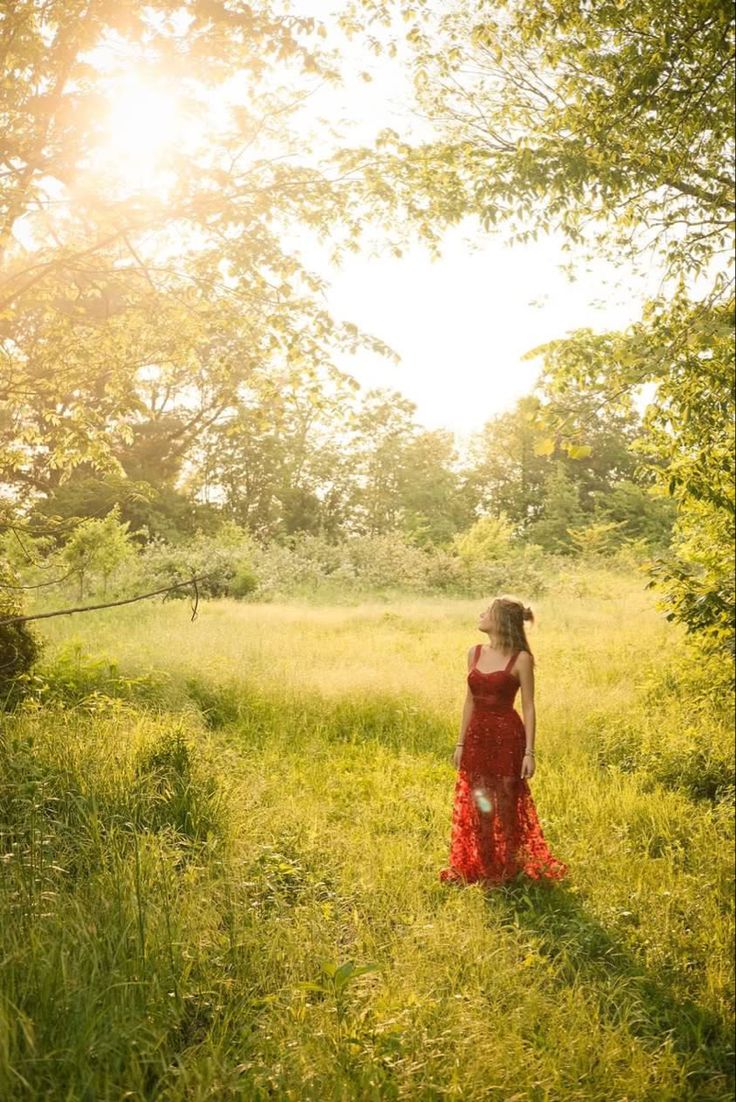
[
  {"x1": 592, "y1": 480, "x2": 677, "y2": 550},
  {"x1": 465, "y1": 389, "x2": 645, "y2": 536},
  {"x1": 345, "y1": 0, "x2": 734, "y2": 282},
  {"x1": 463, "y1": 396, "x2": 549, "y2": 533},
  {"x1": 349, "y1": 389, "x2": 420, "y2": 536},
  {"x1": 0, "y1": 0, "x2": 393, "y2": 515},
  {"x1": 61, "y1": 507, "x2": 134, "y2": 598},
  {"x1": 191, "y1": 365, "x2": 362, "y2": 541},
  {"x1": 526, "y1": 462, "x2": 586, "y2": 555},
  {"x1": 453, "y1": 513, "x2": 515, "y2": 564},
  {"x1": 396, "y1": 429, "x2": 471, "y2": 547},
  {"x1": 525, "y1": 295, "x2": 734, "y2": 645}
]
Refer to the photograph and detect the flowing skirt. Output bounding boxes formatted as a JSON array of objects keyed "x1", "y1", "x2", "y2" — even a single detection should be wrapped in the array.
[{"x1": 439, "y1": 705, "x2": 568, "y2": 887}]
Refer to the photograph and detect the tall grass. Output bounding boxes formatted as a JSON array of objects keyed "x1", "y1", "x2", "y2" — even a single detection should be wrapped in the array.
[{"x1": 1, "y1": 566, "x2": 733, "y2": 1100}]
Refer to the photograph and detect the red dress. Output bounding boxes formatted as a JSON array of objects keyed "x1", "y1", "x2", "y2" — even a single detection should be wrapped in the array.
[{"x1": 439, "y1": 645, "x2": 568, "y2": 888}]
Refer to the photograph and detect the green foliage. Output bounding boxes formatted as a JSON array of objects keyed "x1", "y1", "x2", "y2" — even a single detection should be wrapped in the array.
[
  {"x1": 346, "y1": 0, "x2": 735, "y2": 652},
  {"x1": 462, "y1": 542, "x2": 549, "y2": 600},
  {"x1": 132, "y1": 523, "x2": 257, "y2": 600},
  {"x1": 27, "y1": 641, "x2": 167, "y2": 709},
  {"x1": 0, "y1": 563, "x2": 42, "y2": 706},
  {"x1": 0, "y1": 0, "x2": 391, "y2": 518},
  {"x1": 592, "y1": 480, "x2": 677, "y2": 550},
  {"x1": 245, "y1": 530, "x2": 549, "y2": 600},
  {"x1": 230, "y1": 561, "x2": 259, "y2": 600},
  {"x1": 60, "y1": 506, "x2": 134, "y2": 598},
  {"x1": 567, "y1": 520, "x2": 628, "y2": 558},
  {"x1": 644, "y1": 498, "x2": 736, "y2": 656},
  {"x1": 452, "y1": 512, "x2": 515, "y2": 563},
  {"x1": 357, "y1": 0, "x2": 734, "y2": 280},
  {"x1": 526, "y1": 462, "x2": 586, "y2": 554},
  {"x1": 295, "y1": 959, "x2": 382, "y2": 1025},
  {"x1": 37, "y1": 470, "x2": 220, "y2": 545},
  {"x1": 590, "y1": 653, "x2": 735, "y2": 804}
]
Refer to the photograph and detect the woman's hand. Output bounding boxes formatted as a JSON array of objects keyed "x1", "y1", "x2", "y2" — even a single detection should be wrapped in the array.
[
  {"x1": 521, "y1": 751, "x2": 535, "y2": 780},
  {"x1": 452, "y1": 744, "x2": 463, "y2": 769}
]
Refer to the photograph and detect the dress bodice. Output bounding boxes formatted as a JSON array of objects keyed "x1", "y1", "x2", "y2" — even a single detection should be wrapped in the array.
[{"x1": 467, "y1": 644, "x2": 520, "y2": 711}]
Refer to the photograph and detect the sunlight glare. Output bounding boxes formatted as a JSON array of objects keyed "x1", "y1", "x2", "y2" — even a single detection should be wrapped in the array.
[{"x1": 100, "y1": 79, "x2": 186, "y2": 193}]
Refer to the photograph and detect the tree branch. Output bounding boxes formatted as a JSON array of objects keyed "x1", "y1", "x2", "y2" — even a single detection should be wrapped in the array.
[{"x1": 0, "y1": 573, "x2": 213, "y2": 626}]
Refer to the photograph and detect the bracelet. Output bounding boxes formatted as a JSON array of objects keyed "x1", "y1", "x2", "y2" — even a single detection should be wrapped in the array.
[{"x1": 524, "y1": 749, "x2": 535, "y2": 756}]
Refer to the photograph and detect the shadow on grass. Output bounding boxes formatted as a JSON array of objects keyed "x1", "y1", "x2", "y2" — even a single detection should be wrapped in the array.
[{"x1": 488, "y1": 878, "x2": 734, "y2": 1097}]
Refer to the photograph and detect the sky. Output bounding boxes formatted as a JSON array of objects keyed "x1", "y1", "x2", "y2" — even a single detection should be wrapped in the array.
[{"x1": 321, "y1": 227, "x2": 662, "y2": 443}]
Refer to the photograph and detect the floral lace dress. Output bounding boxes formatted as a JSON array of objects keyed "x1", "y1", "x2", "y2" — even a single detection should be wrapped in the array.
[{"x1": 439, "y1": 645, "x2": 568, "y2": 887}]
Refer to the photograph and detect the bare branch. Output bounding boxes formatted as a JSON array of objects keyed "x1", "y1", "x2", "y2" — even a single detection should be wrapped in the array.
[{"x1": 0, "y1": 573, "x2": 214, "y2": 626}]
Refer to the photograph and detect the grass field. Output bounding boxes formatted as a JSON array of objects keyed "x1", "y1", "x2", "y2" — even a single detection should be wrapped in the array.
[{"x1": 1, "y1": 567, "x2": 734, "y2": 1100}]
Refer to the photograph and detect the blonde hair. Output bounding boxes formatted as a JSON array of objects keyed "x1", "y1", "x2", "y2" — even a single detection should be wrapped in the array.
[{"x1": 490, "y1": 595, "x2": 536, "y2": 665}]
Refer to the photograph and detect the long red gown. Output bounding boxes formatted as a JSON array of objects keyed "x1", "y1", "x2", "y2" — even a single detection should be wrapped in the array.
[{"x1": 439, "y1": 645, "x2": 568, "y2": 888}]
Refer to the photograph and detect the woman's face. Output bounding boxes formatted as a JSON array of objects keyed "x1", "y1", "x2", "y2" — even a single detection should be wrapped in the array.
[{"x1": 478, "y1": 602, "x2": 497, "y2": 633}]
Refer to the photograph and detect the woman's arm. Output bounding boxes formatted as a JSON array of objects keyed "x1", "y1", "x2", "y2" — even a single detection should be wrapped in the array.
[
  {"x1": 456, "y1": 646, "x2": 476, "y2": 751},
  {"x1": 517, "y1": 651, "x2": 536, "y2": 754}
]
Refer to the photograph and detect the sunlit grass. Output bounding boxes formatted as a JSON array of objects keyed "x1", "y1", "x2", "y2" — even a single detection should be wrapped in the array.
[{"x1": 2, "y1": 566, "x2": 733, "y2": 1100}]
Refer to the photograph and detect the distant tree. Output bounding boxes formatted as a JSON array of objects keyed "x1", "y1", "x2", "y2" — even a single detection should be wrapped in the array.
[
  {"x1": 592, "y1": 480, "x2": 677, "y2": 550},
  {"x1": 453, "y1": 513, "x2": 515, "y2": 564},
  {"x1": 567, "y1": 520, "x2": 628, "y2": 558},
  {"x1": 397, "y1": 430, "x2": 471, "y2": 547},
  {"x1": 349, "y1": 389, "x2": 420, "y2": 536},
  {"x1": 526, "y1": 462, "x2": 586, "y2": 555},
  {"x1": 61, "y1": 507, "x2": 134, "y2": 598},
  {"x1": 463, "y1": 396, "x2": 550, "y2": 533},
  {"x1": 192, "y1": 367, "x2": 362, "y2": 542},
  {"x1": 465, "y1": 389, "x2": 645, "y2": 538}
]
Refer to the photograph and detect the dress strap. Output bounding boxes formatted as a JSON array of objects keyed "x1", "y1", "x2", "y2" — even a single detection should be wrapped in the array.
[
  {"x1": 472, "y1": 644, "x2": 482, "y2": 668},
  {"x1": 504, "y1": 650, "x2": 519, "y2": 673}
]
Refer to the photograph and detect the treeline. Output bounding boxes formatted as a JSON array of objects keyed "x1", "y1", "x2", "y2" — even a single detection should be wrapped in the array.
[
  {"x1": 0, "y1": 364, "x2": 679, "y2": 629},
  {"x1": 17, "y1": 378, "x2": 674, "y2": 556}
]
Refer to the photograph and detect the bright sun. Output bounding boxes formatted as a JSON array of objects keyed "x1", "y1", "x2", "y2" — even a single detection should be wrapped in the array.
[{"x1": 96, "y1": 79, "x2": 188, "y2": 194}]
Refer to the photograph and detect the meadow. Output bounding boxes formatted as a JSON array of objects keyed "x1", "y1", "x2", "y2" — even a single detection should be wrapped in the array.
[{"x1": 1, "y1": 565, "x2": 733, "y2": 1101}]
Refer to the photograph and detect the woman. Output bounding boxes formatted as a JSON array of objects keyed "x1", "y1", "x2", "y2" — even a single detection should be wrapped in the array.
[{"x1": 439, "y1": 596, "x2": 568, "y2": 888}]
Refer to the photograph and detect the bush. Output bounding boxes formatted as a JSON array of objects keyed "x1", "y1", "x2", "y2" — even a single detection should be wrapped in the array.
[
  {"x1": 0, "y1": 563, "x2": 42, "y2": 707},
  {"x1": 29, "y1": 641, "x2": 167, "y2": 708},
  {"x1": 230, "y1": 561, "x2": 259, "y2": 599},
  {"x1": 453, "y1": 513, "x2": 515, "y2": 563},
  {"x1": 461, "y1": 543, "x2": 549, "y2": 599},
  {"x1": 132, "y1": 522, "x2": 258, "y2": 600},
  {"x1": 590, "y1": 651, "x2": 735, "y2": 805}
]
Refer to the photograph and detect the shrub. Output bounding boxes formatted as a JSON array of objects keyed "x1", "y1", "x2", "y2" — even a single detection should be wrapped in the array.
[
  {"x1": 0, "y1": 563, "x2": 42, "y2": 707},
  {"x1": 134, "y1": 522, "x2": 257, "y2": 600},
  {"x1": 230, "y1": 561, "x2": 259, "y2": 599},
  {"x1": 462, "y1": 543, "x2": 549, "y2": 599},
  {"x1": 452, "y1": 513, "x2": 515, "y2": 564},
  {"x1": 30, "y1": 641, "x2": 167, "y2": 708}
]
